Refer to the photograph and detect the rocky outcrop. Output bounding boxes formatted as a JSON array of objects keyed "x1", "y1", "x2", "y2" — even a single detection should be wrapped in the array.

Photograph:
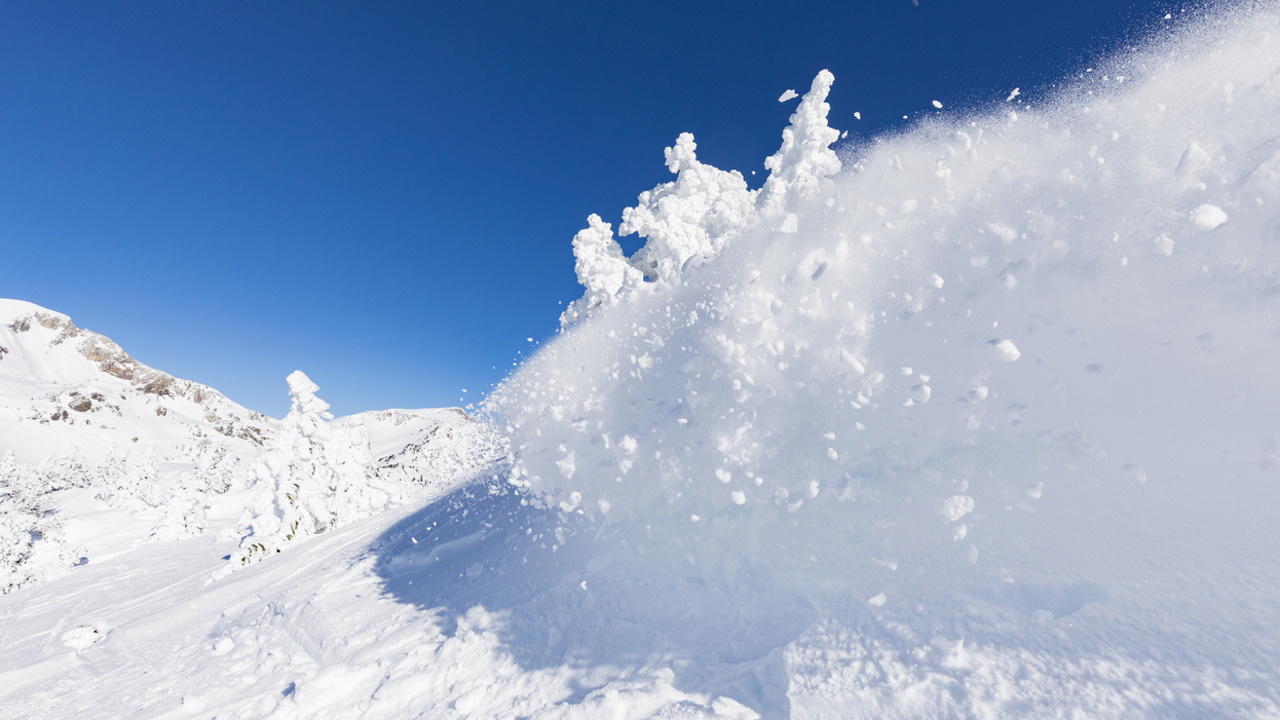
[{"x1": 2, "y1": 303, "x2": 275, "y2": 456}]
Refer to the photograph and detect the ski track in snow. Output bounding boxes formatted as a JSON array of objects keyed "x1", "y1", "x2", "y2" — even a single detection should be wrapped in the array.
[{"x1": 5, "y1": 3, "x2": 1280, "y2": 718}]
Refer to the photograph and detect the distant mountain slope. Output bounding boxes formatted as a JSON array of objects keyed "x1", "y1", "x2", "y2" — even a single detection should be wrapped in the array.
[
  {"x1": 0, "y1": 298, "x2": 502, "y2": 594},
  {"x1": 0, "y1": 298, "x2": 274, "y2": 465}
]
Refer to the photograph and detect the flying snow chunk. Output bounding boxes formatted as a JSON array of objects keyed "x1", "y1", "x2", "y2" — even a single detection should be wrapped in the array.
[
  {"x1": 868, "y1": 593, "x2": 887, "y2": 607},
  {"x1": 942, "y1": 495, "x2": 975, "y2": 522},
  {"x1": 778, "y1": 89, "x2": 799, "y2": 102},
  {"x1": 1006, "y1": 87, "x2": 1021, "y2": 102},
  {"x1": 988, "y1": 339, "x2": 1021, "y2": 362},
  {"x1": 1191, "y1": 203, "x2": 1228, "y2": 230},
  {"x1": 932, "y1": 100, "x2": 943, "y2": 109},
  {"x1": 854, "y1": 111, "x2": 861, "y2": 120}
]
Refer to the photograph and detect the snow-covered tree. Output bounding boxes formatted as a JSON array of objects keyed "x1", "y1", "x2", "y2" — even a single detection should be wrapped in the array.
[
  {"x1": 757, "y1": 69, "x2": 841, "y2": 220},
  {"x1": 96, "y1": 446, "x2": 167, "y2": 514},
  {"x1": 193, "y1": 439, "x2": 239, "y2": 494},
  {"x1": 623, "y1": 132, "x2": 759, "y2": 282},
  {"x1": 35, "y1": 449, "x2": 97, "y2": 492},
  {"x1": 149, "y1": 472, "x2": 207, "y2": 542},
  {"x1": 560, "y1": 214, "x2": 647, "y2": 327},
  {"x1": 561, "y1": 71, "x2": 841, "y2": 326},
  {"x1": 230, "y1": 371, "x2": 400, "y2": 567}
]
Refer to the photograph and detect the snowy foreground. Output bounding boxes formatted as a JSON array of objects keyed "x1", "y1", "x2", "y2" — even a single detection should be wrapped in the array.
[{"x1": 5, "y1": 5, "x2": 1280, "y2": 718}]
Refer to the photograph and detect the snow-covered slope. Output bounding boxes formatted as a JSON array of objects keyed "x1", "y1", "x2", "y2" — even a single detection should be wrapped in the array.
[
  {"x1": 0, "y1": 300, "x2": 497, "y2": 594},
  {"x1": 5, "y1": 4, "x2": 1280, "y2": 719},
  {"x1": 336, "y1": 407, "x2": 503, "y2": 488},
  {"x1": 0, "y1": 298, "x2": 273, "y2": 465}
]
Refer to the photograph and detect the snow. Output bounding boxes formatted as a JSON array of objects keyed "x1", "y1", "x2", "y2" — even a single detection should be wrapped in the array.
[
  {"x1": 777, "y1": 89, "x2": 798, "y2": 102},
  {"x1": 986, "y1": 338, "x2": 1021, "y2": 362},
  {"x1": 1191, "y1": 202, "x2": 1229, "y2": 229},
  {"x1": 4, "y1": 3, "x2": 1280, "y2": 718}
]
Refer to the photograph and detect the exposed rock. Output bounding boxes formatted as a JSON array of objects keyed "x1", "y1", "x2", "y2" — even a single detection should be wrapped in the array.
[
  {"x1": 2, "y1": 303, "x2": 276, "y2": 461},
  {"x1": 37, "y1": 312, "x2": 68, "y2": 330}
]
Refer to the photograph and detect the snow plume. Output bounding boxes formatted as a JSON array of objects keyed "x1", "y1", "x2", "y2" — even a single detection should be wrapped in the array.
[
  {"x1": 561, "y1": 70, "x2": 838, "y2": 327},
  {"x1": 481, "y1": 8, "x2": 1280, "y2": 714},
  {"x1": 231, "y1": 371, "x2": 402, "y2": 567}
]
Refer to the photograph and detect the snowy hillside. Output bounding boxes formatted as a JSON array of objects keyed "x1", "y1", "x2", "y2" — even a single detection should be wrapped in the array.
[
  {"x1": 0, "y1": 298, "x2": 273, "y2": 465},
  {"x1": 5, "y1": 3, "x2": 1280, "y2": 718},
  {"x1": 0, "y1": 300, "x2": 496, "y2": 594}
]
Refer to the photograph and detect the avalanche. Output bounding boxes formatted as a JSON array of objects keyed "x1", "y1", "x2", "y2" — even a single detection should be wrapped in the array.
[{"x1": 4, "y1": 3, "x2": 1280, "y2": 718}]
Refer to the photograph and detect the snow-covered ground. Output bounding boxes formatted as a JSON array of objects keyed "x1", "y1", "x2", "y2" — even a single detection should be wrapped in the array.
[{"x1": 5, "y1": 3, "x2": 1280, "y2": 718}]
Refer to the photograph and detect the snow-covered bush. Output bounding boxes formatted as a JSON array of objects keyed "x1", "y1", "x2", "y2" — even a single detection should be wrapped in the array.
[
  {"x1": 188, "y1": 436, "x2": 240, "y2": 494},
  {"x1": 0, "y1": 452, "x2": 82, "y2": 593},
  {"x1": 95, "y1": 446, "x2": 167, "y2": 514},
  {"x1": 34, "y1": 449, "x2": 98, "y2": 492},
  {"x1": 149, "y1": 473, "x2": 208, "y2": 542},
  {"x1": 231, "y1": 371, "x2": 403, "y2": 567}
]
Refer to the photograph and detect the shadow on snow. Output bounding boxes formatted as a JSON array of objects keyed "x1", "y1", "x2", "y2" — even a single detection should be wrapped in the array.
[{"x1": 371, "y1": 478, "x2": 814, "y2": 717}]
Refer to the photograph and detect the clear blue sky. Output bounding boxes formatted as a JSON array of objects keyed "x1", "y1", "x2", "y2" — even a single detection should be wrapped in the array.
[{"x1": 0, "y1": 0, "x2": 1183, "y2": 417}]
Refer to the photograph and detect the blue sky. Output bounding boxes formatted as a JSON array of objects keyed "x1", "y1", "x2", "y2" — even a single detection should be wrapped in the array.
[{"x1": 0, "y1": 0, "x2": 1183, "y2": 417}]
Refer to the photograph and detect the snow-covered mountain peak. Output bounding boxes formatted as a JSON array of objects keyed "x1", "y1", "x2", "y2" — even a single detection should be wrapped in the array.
[
  {"x1": 0, "y1": 298, "x2": 70, "y2": 325},
  {"x1": 0, "y1": 298, "x2": 272, "y2": 464}
]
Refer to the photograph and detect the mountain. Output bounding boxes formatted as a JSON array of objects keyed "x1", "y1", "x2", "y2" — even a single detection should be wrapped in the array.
[
  {"x1": 0, "y1": 298, "x2": 499, "y2": 593},
  {"x1": 0, "y1": 298, "x2": 273, "y2": 465}
]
